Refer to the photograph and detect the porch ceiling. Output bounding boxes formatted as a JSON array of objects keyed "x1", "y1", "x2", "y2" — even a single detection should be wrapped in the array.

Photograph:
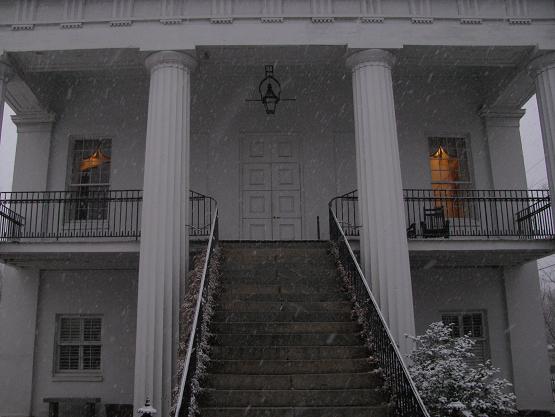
[{"x1": 7, "y1": 44, "x2": 537, "y2": 114}]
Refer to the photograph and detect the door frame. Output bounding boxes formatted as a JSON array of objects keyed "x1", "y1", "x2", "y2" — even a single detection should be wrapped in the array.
[{"x1": 239, "y1": 132, "x2": 304, "y2": 240}]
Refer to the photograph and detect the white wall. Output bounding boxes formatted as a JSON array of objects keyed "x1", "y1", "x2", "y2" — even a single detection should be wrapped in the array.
[
  {"x1": 46, "y1": 74, "x2": 148, "y2": 191},
  {"x1": 31, "y1": 270, "x2": 138, "y2": 417},
  {"x1": 35, "y1": 63, "x2": 496, "y2": 240},
  {"x1": 412, "y1": 267, "x2": 513, "y2": 382}
]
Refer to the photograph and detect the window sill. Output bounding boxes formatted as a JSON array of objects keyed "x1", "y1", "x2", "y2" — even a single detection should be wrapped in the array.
[{"x1": 52, "y1": 374, "x2": 103, "y2": 382}]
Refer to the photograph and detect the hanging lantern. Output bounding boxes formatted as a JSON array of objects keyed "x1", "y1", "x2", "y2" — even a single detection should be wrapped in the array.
[
  {"x1": 246, "y1": 65, "x2": 295, "y2": 115},
  {"x1": 80, "y1": 144, "x2": 111, "y2": 172}
]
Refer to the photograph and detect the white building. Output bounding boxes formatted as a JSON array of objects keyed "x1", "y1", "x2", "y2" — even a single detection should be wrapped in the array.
[{"x1": 1, "y1": 0, "x2": 555, "y2": 416}]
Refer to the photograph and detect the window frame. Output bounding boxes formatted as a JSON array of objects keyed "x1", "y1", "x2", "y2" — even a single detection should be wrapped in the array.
[
  {"x1": 441, "y1": 310, "x2": 490, "y2": 366},
  {"x1": 427, "y1": 135, "x2": 474, "y2": 188},
  {"x1": 65, "y1": 136, "x2": 113, "y2": 223},
  {"x1": 53, "y1": 314, "x2": 103, "y2": 381}
]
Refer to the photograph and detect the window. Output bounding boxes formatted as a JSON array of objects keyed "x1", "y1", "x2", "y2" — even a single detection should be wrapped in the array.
[
  {"x1": 442, "y1": 311, "x2": 489, "y2": 366},
  {"x1": 55, "y1": 316, "x2": 102, "y2": 374},
  {"x1": 428, "y1": 137, "x2": 472, "y2": 218},
  {"x1": 67, "y1": 137, "x2": 112, "y2": 221}
]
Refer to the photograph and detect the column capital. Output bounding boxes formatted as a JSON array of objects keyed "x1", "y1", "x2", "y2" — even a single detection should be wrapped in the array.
[
  {"x1": 0, "y1": 58, "x2": 14, "y2": 83},
  {"x1": 11, "y1": 110, "x2": 56, "y2": 132},
  {"x1": 528, "y1": 52, "x2": 555, "y2": 78},
  {"x1": 345, "y1": 49, "x2": 396, "y2": 71},
  {"x1": 144, "y1": 50, "x2": 197, "y2": 73},
  {"x1": 479, "y1": 106, "x2": 525, "y2": 127}
]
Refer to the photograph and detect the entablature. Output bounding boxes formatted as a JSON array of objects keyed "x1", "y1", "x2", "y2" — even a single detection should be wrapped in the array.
[{"x1": 0, "y1": 0, "x2": 554, "y2": 53}]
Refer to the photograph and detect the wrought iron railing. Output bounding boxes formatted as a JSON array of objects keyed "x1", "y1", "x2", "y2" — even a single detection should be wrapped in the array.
[
  {"x1": 330, "y1": 189, "x2": 554, "y2": 239},
  {"x1": 0, "y1": 189, "x2": 216, "y2": 240},
  {"x1": 329, "y1": 207, "x2": 431, "y2": 417},
  {"x1": 174, "y1": 208, "x2": 219, "y2": 417}
]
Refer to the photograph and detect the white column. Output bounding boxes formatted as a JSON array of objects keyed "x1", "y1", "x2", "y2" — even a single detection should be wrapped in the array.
[
  {"x1": 505, "y1": 263, "x2": 553, "y2": 411},
  {"x1": 346, "y1": 49, "x2": 415, "y2": 355},
  {"x1": 0, "y1": 266, "x2": 40, "y2": 417},
  {"x1": 134, "y1": 50, "x2": 196, "y2": 417},
  {"x1": 0, "y1": 58, "x2": 13, "y2": 145},
  {"x1": 530, "y1": 53, "x2": 555, "y2": 219}
]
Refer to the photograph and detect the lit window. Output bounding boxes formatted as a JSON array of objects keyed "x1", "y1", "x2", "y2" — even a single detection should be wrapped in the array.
[
  {"x1": 67, "y1": 138, "x2": 112, "y2": 221},
  {"x1": 55, "y1": 316, "x2": 102, "y2": 374},
  {"x1": 442, "y1": 311, "x2": 489, "y2": 366},
  {"x1": 428, "y1": 137, "x2": 472, "y2": 218}
]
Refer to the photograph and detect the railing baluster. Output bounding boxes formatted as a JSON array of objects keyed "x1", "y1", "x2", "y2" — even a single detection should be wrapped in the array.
[{"x1": 329, "y1": 188, "x2": 554, "y2": 241}]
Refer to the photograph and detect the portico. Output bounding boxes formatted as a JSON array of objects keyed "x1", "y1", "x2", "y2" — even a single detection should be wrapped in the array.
[{"x1": 0, "y1": 2, "x2": 554, "y2": 411}]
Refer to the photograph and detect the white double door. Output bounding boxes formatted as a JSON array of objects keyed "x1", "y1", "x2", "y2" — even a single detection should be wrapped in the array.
[{"x1": 241, "y1": 135, "x2": 302, "y2": 240}]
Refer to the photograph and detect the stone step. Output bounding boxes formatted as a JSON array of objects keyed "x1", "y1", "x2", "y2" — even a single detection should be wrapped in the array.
[
  {"x1": 208, "y1": 358, "x2": 375, "y2": 374},
  {"x1": 221, "y1": 273, "x2": 340, "y2": 286},
  {"x1": 220, "y1": 283, "x2": 342, "y2": 295},
  {"x1": 210, "y1": 345, "x2": 369, "y2": 360},
  {"x1": 213, "y1": 332, "x2": 362, "y2": 347},
  {"x1": 211, "y1": 321, "x2": 360, "y2": 335},
  {"x1": 200, "y1": 406, "x2": 389, "y2": 417},
  {"x1": 218, "y1": 291, "x2": 348, "y2": 303},
  {"x1": 202, "y1": 371, "x2": 383, "y2": 390},
  {"x1": 198, "y1": 388, "x2": 387, "y2": 407},
  {"x1": 218, "y1": 301, "x2": 352, "y2": 313},
  {"x1": 213, "y1": 311, "x2": 354, "y2": 323},
  {"x1": 221, "y1": 241, "x2": 329, "y2": 251},
  {"x1": 223, "y1": 256, "x2": 335, "y2": 269}
]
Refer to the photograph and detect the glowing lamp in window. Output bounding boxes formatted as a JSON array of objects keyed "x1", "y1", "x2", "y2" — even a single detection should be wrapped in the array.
[
  {"x1": 429, "y1": 145, "x2": 463, "y2": 218},
  {"x1": 80, "y1": 146, "x2": 111, "y2": 172},
  {"x1": 429, "y1": 146, "x2": 460, "y2": 184}
]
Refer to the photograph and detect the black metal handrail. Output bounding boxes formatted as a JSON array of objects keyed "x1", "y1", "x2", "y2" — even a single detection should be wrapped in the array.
[
  {"x1": 0, "y1": 189, "x2": 216, "y2": 240},
  {"x1": 330, "y1": 188, "x2": 554, "y2": 239},
  {"x1": 174, "y1": 208, "x2": 219, "y2": 417},
  {"x1": 329, "y1": 206, "x2": 430, "y2": 417}
]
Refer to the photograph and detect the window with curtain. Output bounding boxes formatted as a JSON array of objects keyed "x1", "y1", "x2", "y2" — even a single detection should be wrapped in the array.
[
  {"x1": 428, "y1": 137, "x2": 472, "y2": 218},
  {"x1": 67, "y1": 137, "x2": 112, "y2": 221}
]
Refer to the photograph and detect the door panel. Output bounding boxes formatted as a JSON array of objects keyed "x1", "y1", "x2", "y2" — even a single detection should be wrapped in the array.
[
  {"x1": 272, "y1": 191, "x2": 301, "y2": 219},
  {"x1": 242, "y1": 191, "x2": 272, "y2": 219},
  {"x1": 243, "y1": 219, "x2": 272, "y2": 240},
  {"x1": 272, "y1": 138, "x2": 299, "y2": 163},
  {"x1": 242, "y1": 164, "x2": 272, "y2": 191},
  {"x1": 273, "y1": 219, "x2": 302, "y2": 240},
  {"x1": 242, "y1": 137, "x2": 272, "y2": 163},
  {"x1": 272, "y1": 163, "x2": 300, "y2": 190}
]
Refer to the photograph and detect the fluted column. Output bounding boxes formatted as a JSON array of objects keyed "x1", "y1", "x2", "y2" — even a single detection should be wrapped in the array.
[
  {"x1": 134, "y1": 50, "x2": 196, "y2": 417},
  {"x1": 346, "y1": 49, "x2": 415, "y2": 355},
  {"x1": 530, "y1": 53, "x2": 555, "y2": 221},
  {"x1": 0, "y1": 58, "x2": 13, "y2": 145}
]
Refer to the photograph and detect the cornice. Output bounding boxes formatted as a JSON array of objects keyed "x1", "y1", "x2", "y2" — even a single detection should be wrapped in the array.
[{"x1": 0, "y1": 0, "x2": 553, "y2": 30}]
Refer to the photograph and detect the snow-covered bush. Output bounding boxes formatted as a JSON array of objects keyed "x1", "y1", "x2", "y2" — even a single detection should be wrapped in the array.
[{"x1": 409, "y1": 322, "x2": 517, "y2": 417}]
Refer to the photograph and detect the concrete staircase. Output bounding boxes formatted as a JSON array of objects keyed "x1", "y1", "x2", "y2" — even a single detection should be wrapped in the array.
[{"x1": 198, "y1": 241, "x2": 390, "y2": 417}]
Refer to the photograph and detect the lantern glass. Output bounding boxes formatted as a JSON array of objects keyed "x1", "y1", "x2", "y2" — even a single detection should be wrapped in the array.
[{"x1": 262, "y1": 83, "x2": 279, "y2": 114}]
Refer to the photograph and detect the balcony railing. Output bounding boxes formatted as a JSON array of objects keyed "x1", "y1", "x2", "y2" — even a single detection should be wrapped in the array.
[
  {"x1": 0, "y1": 189, "x2": 216, "y2": 241},
  {"x1": 329, "y1": 189, "x2": 554, "y2": 239}
]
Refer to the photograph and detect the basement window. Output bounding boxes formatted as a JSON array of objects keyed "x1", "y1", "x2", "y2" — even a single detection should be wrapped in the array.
[
  {"x1": 442, "y1": 311, "x2": 489, "y2": 366},
  {"x1": 54, "y1": 315, "x2": 102, "y2": 379}
]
